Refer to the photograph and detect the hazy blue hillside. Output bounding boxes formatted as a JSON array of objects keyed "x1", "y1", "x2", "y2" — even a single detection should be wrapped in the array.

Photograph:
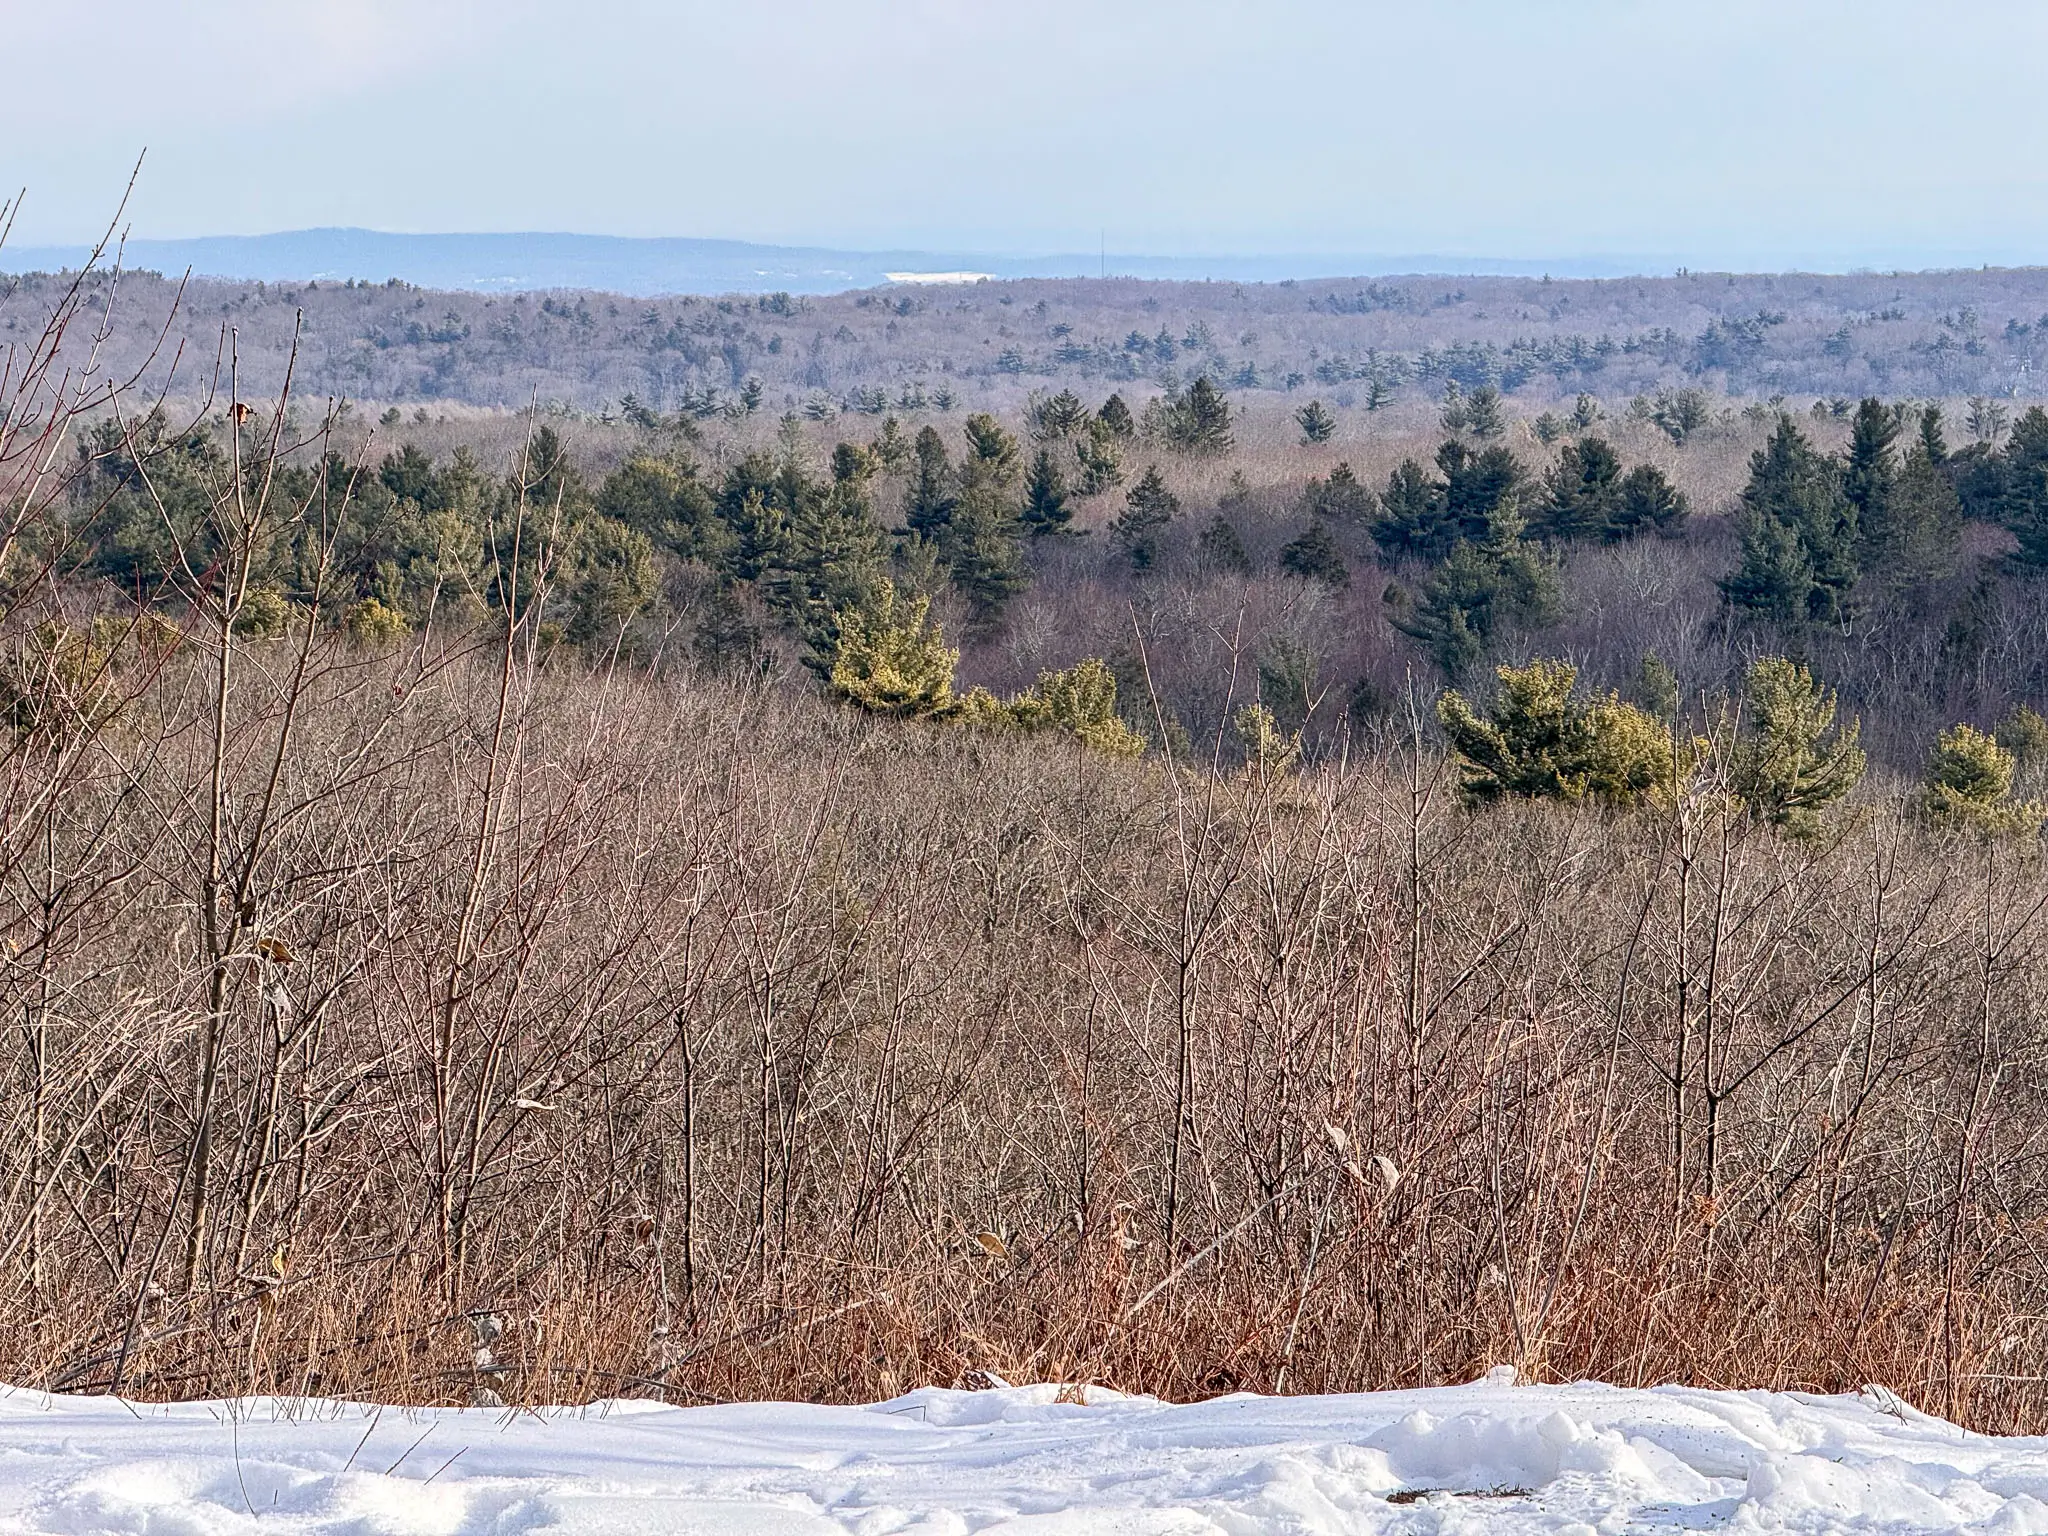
[{"x1": 0, "y1": 228, "x2": 1661, "y2": 295}]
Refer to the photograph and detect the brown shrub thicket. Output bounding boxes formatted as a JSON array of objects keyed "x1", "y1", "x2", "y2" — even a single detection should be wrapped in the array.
[{"x1": 4, "y1": 624, "x2": 2048, "y2": 1429}]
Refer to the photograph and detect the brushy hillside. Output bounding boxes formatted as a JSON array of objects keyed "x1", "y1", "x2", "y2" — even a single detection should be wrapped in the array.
[{"x1": 9, "y1": 250, "x2": 2048, "y2": 1432}]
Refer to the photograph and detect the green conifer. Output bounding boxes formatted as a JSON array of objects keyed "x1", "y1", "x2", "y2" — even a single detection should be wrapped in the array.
[
  {"x1": 1437, "y1": 659, "x2": 1671, "y2": 804},
  {"x1": 1611, "y1": 464, "x2": 1689, "y2": 539},
  {"x1": 1076, "y1": 417, "x2": 1126, "y2": 495},
  {"x1": 1393, "y1": 536, "x2": 1558, "y2": 677},
  {"x1": 1922, "y1": 723, "x2": 2045, "y2": 836},
  {"x1": 1164, "y1": 377, "x2": 1233, "y2": 456},
  {"x1": 1020, "y1": 447, "x2": 1075, "y2": 537},
  {"x1": 1279, "y1": 519, "x2": 1349, "y2": 588},
  {"x1": 1721, "y1": 417, "x2": 1859, "y2": 625},
  {"x1": 1532, "y1": 437, "x2": 1623, "y2": 542},
  {"x1": 903, "y1": 426, "x2": 958, "y2": 539},
  {"x1": 1112, "y1": 467, "x2": 1179, "y2": 569},
  {"x1": 1295, "y1": 400, "x2": 1337, "y2": 444},
  {"x1": 1729, "y1": 657, "x2": 1865, "y2": 836},
  {"x1": 827, "y1": 580, "x2": 958, "y2": 718}
]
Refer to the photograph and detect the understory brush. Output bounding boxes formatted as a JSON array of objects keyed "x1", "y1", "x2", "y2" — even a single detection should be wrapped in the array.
[{"x1": 4, "y1": 638, "x2": 2047, "y2": 1432}]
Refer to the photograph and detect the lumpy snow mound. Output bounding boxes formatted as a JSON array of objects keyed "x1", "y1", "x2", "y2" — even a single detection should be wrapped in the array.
[{"x1": 3, "y1": 1372, "x2": 2048, "y2": 1534}]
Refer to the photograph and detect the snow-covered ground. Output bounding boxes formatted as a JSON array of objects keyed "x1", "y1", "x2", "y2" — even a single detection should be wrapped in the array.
[{"x1": 2, "y1": 1373, "x2": 2045, "y2": 1534}]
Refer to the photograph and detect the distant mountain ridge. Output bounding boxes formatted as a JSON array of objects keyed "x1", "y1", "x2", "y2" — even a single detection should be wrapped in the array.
[{"x1": 0, "y1": 228, "x2": 1670, "y2": 296}]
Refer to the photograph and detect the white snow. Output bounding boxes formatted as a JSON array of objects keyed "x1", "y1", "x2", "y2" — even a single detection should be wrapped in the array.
[{"x1": 3, "y1": 1374, "x2": 2047, "y2": 1534}]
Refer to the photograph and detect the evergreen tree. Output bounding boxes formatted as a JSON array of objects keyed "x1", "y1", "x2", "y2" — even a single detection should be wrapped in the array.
[
  {"x1": 1997, "y1": 703, "x2": 2048, "y2": 788},
  {"x1": 1843, "y1": 397, "x2": 1900, "y2": 568},
  {"x1": 1720, "y1": 417, "x2": 1858, "y2": 626},
  {"x1": 1968, "y1": 396, "x2": 2011, "y2": 444},
  {"x1": 1919, "y1": 405, "x2": 1950, "y2": 465},
  {"x1": 1636, "y1": 652, "x2": 1679, "y2": 722},
  {"x1": 596, "y1": 454, "x2": 734, "y2": 567},
  {"x1": 1031, "y1": 389, "x2": 1088, "y2": 440},
  {"x1": 2003, "y1": 406, "x2": 2048, "y2": 569},
  {"x1": 1279, "y1": 519, "x2": 1349, "y2": 587},
  {"x1": 961, "y1": 412, "x2": 1021, "y2": 486},
  {"x1": 1439, "y1": 440, "x2": 1525, "y2": 542},
  {"x1": 1097, "y1": 393, "x2": 1136, "y2": 439},
  {"x1": 1439, "y1": 381, "x2": 1467, "y2": 434},
  {"x1": 1461, "y1": 384, "x2": 1506, "y2": 439},
  {"x1": 1076, "y1": 417, "x2": 1126, "y2": 495},
  {"x1": 1729, "y1": 657, "x2": 1865, "y2": 836},
  {"x1": 1611, "y1": 464, "x2": 1689, "y2": 540},
  {"x1": 379, "y1": 444, "x2": 439, "y2": 508},
  {"x1": 563, "y1": 516, "x2": 660, "y2": 645},
  {"x1": 1922, "y1": 724, "x2": 2045, "y2": 836},
  {"x1": 961, "y1": 658, "x2": 1146, "y2": 756},
  {"x1": 1300, "y1": 462, "x2": 1374, "y2": 523},
  {"x1": 1648, "y1": 388, "x2": 1711, "y2": 445},
  {"x1": 1234, "y1": 704, "x2": 1301, "y2": 779},
  {"x1": 1295, "y1": 399, "x2": 1337, "y2": 444},
  {"x1": 947, "y1": 414, "x2": 1027, "y2": 617},
  {"x1": 1862, "y1": 439, "x2": 1962, "y2": 588},
  {"x1": 1164, "y1": 377, "x2": 1233, "y2": 456},
  {"x1": 1531, "y1": 436, "x2": 1623, "y2": 542},
  {"x1": 1021, "y1": 446, "x2": 1075, "y2": 537},
  {"x1": 1257, "y1": 637, "x2": 1318, "y2": 737},
  {"x1": 869, "y1": 415, "x2": 912, "y2": 472},
  {"x1": 1393, "y1": 536, "x2": 1558, "y2": 677},
  {"x1": 716, "y1": 452, "x2": 790, "y2": 581},
  {"x1": 1112, "y1": 467, "x2": 1178, "y2": 569},
  {"x1": 1197, "y1": 514, "x2": 1252, "y2": 574},
  {"x1": 772, "y1": 443, "x2": 888, "y2": 668},
  {"x1": 827, "y1": 579, "x2": 958, "y2": 718},
  {"x1": 1370, "y1": 459, "x2": 1447, "y2": 561},
  {"x1": 1371, "y1": 440, "x2": 1525, "y2": 563},
  {"x1": 521, "y1": 424, "x2": 581, "y2": 509},
  {"x1": 1720, "y1": 507, "x2": 1813, "y2": 623},
  {"x1": 1437, "y1": 659, "x2": 1672, "y2": 805},
  {"x1": 903, "y1": 425, "x2": 957, "y2": 539}
]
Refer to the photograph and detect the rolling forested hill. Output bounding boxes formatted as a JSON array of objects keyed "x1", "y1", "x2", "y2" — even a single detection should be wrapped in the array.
[{"x1": 6, "y1": 262, "x2": 2046, "y2": 413}]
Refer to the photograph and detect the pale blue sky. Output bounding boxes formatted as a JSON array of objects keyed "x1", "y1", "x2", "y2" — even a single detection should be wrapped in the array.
[{"x1": 7, "y1": 0, "x2": 2048, "y2": 268}]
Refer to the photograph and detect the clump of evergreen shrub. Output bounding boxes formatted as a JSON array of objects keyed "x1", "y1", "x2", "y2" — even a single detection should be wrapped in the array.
[
  {"x1": 961, "y1": 659, "x2": 1145, "y2": 757},
  {"x1": 1922, "y1": 724, "x2": 2045, "y2": 837},
  {"x1": 1727, "y1": 657, "x2": 1865, "y2": 837},
  {"x1": 1437, "y1": 659, "x2": 1672, "y2": 805},
  {"x1": 826, "y1": 580, "x2": 958, "y2": 718}
]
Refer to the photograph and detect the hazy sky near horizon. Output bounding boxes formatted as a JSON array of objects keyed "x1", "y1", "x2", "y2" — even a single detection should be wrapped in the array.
[{"x1": 6, "y1": 0, "x2": 2048, "y2": 268}]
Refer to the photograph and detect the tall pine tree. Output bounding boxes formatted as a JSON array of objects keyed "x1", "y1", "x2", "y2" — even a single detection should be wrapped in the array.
[
  {"x1": 903, "y1": 425, "x2": 957, "y2": 540},
  {"x1": 946, "y1": 414, "x2": 1027, "y2": 617},
  {"x1": 773, "y1": 442, "x2": 887, "y2": 670},
  {"x1": 1843, "y1": 397, "x2": 1900, "y2": 569},
  {"x1": 1531, "y1": 437, "x2": 1623, "y2": 542},
  {"x1": 1112, "y1": 467, "x2": 1179, "y2": 569},
  {"x1": 1021, "y1": 446, "x2": 1075, "y2": 537},
  {"x1": 1721, "y1": 416, "x2": 1859, "y2": 626}
]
